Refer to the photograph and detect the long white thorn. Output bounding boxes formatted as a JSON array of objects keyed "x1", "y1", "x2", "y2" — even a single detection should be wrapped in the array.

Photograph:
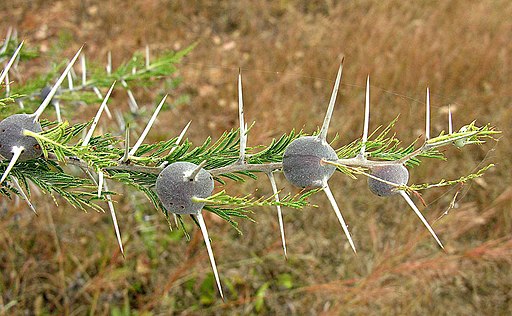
[
  {"x1": 12, "y1": 28, "x2": 18, "y2": 41},
  {"x1": 448, "y1": 104, "x2": 453, "y2": 135},
  {"x1": 92, "y1": 86, "x2": 103, "y2": 99},
  {"x1": 128, "y1": 95, "x2": 167, "y2": 157},
  {"x1": 126, "y1": 90, "x2": 138, "y2": 112},
  {"x1": 173, "y1": 213, "x2": 178, "y2": 228},
  {"x1": 92, "y1": 86, "x2": 112, "y2": 119},
  {"x1": 106, "y1": 197, "x2": 124, "y2": 255},
  {"x1": 0, "y1": 146, "x2": 24, "y2": 185},
  {"x1": 122, "y1": 80, "x2": 139, "y2": 112},
  {"x1": 81, "y1": 54, "x2": 86, "y2": 86},
  {"x1": 5, "y1": 71, "x2": 10, "y2": 97},
  {"x1": 360, "y1": 75, "x2": 370, "y2": 157},
  {"x1": 13, "y1": 44, "x2": 21, "y2": 69},
  {"x1": 323, "y1": 183, "x2": 357, "y2": 254},
  {"x1": 0, "y1": 40, "x2": 23, "y2": 85},
  {"x1": 399, "y1": 191, "x2": 444, "y2": 250},
  {"x1": 120, "y1": 125, "x2": 130, "y2": 162},
  {"x1": 70, "y1": 67, "x2": 78, "y2": 80},
  {"x1": 82, "y1": 81, "x2": 116, "y2": 146},
  {"x1": 81, "y1": 167, "x2": 97, "y2": 185},
  {"x1": 11, "y1": 175, "x2": 37, "y2": 214},
  {"x1": 318, "y1": 59, "x2": 344, "y2": 141},
  {"x1": 0, "y1": 27, "x2": 12, "y2": 54},
  {"x1": 196, "y1": 212, "x2": 224, "y2": 300},
  {"x1": 33, "y1": 45, "x2": 83, "y2": 122},
  {"x1": 104, "y1": 105, "x2": 112, "y2": 119},
  {"x1": 67, "y1": 71, "x2": 74, "y2": 90},
  {"x1": 187, "y1": 160, "x2": 207, "y2": 181},
  {"x1": 54, "y1": 100, "x2": 62, "y2": 123},
  {"x1": 81, "y1": 168, "x2": 124, "y2": 256},
  {"x1": 145, "y1": 45, "x2": 150, "y2": 69},
  {"x1": 104, "y1": 180, "x2": 124, "y2": 257},
  {"x1": 268, "y1": 172, "x2": 287, "y2": 259},
  {"x1": 168, "y1": 121, "x2": 191, "y2": 155},
  {"x1": 115, "y1": 109, "x2": 126, "y2": 132},
  {"x1": 97, "y1": 171, "x2": 104, "y2": 198},
  {"x1": 426, "y1": 87, "x2": 431, "y2": 140},
  {"x1": 106, "y1": 51, "x2": 112, "y2": 75},
  {"x1": 238, "y1": 70, "x2": 247, "y2": 163}
]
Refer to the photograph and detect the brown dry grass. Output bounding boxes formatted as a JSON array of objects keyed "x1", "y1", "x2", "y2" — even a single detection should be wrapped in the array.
[{"x1": 1, "y1": 0, "x2": 511, "y2": 315}]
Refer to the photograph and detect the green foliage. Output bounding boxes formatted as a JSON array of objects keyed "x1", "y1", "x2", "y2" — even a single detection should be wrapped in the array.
[
  {"x1": 247, "y1": 129, "x2": 304, "y2": 164},
  {"x1": 408, "y1": 164, "x2": 495, "y2": 192},
  {"x1": 199, "y1": 189, "x2": 317, "y2": 234},
  {"x1": 0, "y1": 36, "x2": 38, "y2": 60},
  {"x1": 7, "y1": 43, "x2": 195, "y2": 115},
  {"x1": 4, "y1": 159, "x2": 104, "y2": 211},
  {"x1": 337, "y1": 116, "x2": 442, "y2": 166},
  {"x1": 254, "y1": 281, "x2": 270, "y2": 312}
]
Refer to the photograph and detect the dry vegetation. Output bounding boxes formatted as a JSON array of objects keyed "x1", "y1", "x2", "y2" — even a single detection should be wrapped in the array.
[{"x1": 1, "y1": 0, "x2": 511, "y2": 314}]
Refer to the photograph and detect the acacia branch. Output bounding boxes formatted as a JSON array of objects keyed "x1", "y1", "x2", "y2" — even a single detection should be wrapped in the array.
[{"x1": 46, "y1": 153, "x2": 283, "y2": 176}]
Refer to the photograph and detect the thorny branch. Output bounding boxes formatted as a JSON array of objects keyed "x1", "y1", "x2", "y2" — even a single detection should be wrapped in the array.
[{"x1": 0, "y1": 37, "x2": 500, "y2": 237}]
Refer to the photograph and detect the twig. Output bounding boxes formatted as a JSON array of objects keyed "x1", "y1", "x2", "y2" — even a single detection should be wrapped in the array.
[{"x1": 45, "y1": 153, "x2": 283, "y2": 176}]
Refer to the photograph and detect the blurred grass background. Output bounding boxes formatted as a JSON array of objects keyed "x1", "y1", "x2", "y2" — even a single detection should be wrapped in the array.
[{"x1": 0, "y1": 0, "x2": 511, "y2": 314}]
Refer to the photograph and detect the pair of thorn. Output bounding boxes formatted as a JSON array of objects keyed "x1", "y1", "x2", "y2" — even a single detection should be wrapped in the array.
[
  {"x1": 0, "y1": 31, "x2": 32, "y2": 212},
  {"x1": 353, "y1": 76, "x2": 444, "y2": 250},
  {"x1": 236, "y1": 70, "x2": 290, "y2": 258},
  {"x1": 105, "y1": 46, "x2": 151, "y2": 113},
  {"x1": 236, "y1": 62, "x2": 356, "y2": 257},
  {"x1": 0, "y1": 40, "x2": 24, "y2": 93},
  {"x1": 0, "y1": 30, "x2": 21, "y2": 97},
  {"x1": 315, "y1": 60, "x2": 359, "y2": 254},
  {"x1": 1, "y1": 44, "x2": 83, "y2": 190},
  {"x1": 113, "y1": 89, "x2": 191, "y2": 253},
  {"x1": 79, "y1": 81, "x2": 125, "y2": 256},
  {"x1": 175, "y1": 68, "x2": 258, "y2": 299}
]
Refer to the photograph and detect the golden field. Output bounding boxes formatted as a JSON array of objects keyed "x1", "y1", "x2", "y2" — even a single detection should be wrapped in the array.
[{"x1": 0, "y1": 1, "x2": 511, "y2": 314}]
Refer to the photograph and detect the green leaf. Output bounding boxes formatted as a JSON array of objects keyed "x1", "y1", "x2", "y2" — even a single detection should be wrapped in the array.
[
  {"x1": 254, "y1": 282, "x2": 270, "y2": 312},
  {"x1": 277, "y1": 273, "x2": 293, "y2": 289}
]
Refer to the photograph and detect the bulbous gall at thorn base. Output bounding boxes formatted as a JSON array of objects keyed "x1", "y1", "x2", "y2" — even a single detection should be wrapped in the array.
[
  {"x1": 0, "y1": 114, "x2": 43, "y2": 161},
  {"x1": 368, "y1": 164, "x2": 409, "y2": 197},
  {"x1": 282, "y1": 136, "x2": 338, "y2": 188},
  {"x1": 156, "y1": 161, "x2": 214, "y2": 215}
]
